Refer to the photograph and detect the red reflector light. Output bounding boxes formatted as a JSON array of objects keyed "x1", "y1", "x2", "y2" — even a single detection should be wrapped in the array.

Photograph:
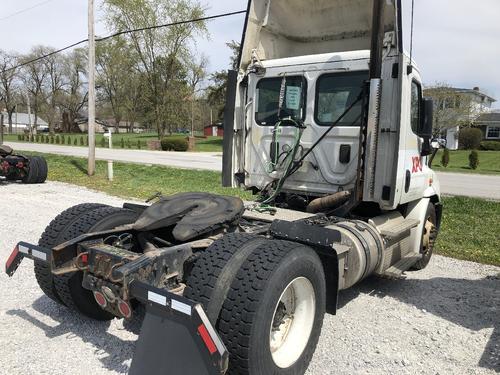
[
  {"x1": 94, "y1": 291, "x2": 107, "y2": 308},
  {"x1": 5, "y1": 246, "x2": 19, "y2": 270},
  {"x1": 118, "y1": 300, "x2": 132, "y2": 319},
  {"x1": 80, "y1": 254, "x2": 88, "y2": 264},
  {"x1": 197, "y1": 324, "x2": 217, "y2": 355}
]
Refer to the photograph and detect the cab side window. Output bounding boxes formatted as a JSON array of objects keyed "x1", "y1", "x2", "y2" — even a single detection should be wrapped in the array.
[{"x1": 410, "y1": 81, "x2": 422, "y2": 134}]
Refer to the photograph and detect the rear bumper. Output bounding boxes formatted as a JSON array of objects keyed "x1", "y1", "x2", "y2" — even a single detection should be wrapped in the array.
[{"x1": 5, "y1": 241, "x2": 229, "y2": 375}]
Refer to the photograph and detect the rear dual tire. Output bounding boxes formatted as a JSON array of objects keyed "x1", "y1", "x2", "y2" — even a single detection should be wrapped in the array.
[
  {"x1": 36, "y1": 204, "x2": 138, "y2": 320},
  {"x1": 185, "y1": 234, "x2": 326, "y2": 375},
  {"x1": 22, "y1": 156, "x2": 48, "y2": 184}
]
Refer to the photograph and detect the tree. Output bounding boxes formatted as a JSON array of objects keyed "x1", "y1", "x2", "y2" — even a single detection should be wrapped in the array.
[
  {"x1": 0, "y1": 50, "x2": 21, "y2": 133},
  {"x1": 424, "y1": 82, "x2": 487, "y2": 137},
  {"x1": 103, "y1": 0, "x2": 208, "y2": 138},
  {"x1": 206, "y1": 41, "x2": 240, "y2": 121},
  {"x1": 41, "y1": 50, "x2": 65, "y2": 134},
  {"x1": 58, "y1": 49, "x2": 88, "y2": 132},
  {"x1": 97, "y1": 37, "x2": 141, "y2": 132}
]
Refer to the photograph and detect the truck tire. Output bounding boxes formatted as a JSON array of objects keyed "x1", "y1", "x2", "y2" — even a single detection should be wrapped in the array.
[
  {"x1": 53, "y1": 207, "x2": 139, "y2": 320},
  {"x1": 22, "y1": 156, "x2": 47, "y2": 184},
  {"x1": 36, "y1": 203, "x2": 109, "y2": 304},
  {"x1": 411, "y1": 203, "x2": 437, "y2": 270},
  {"x1": 184, "y1": 233, "x2": 267, "y2": 324}
]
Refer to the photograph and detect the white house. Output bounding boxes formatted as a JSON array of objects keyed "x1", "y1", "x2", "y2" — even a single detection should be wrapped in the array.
[{"x1": 1, "y1": 112, "x2": 49, "y2": 133}]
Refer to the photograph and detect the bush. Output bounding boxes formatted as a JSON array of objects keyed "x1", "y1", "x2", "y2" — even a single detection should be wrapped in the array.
[
  {"x1": 50, "y1": 136, "x2": 54, "y2": 144},
  {"x1": 85, "y1": 136, "x2": 89, "y2": 146},
  {"x1": 480, "y1": 141, "x2": 500, "y2": 151},
  {"x1": 161, "y1": 137, "x2": 189, "y2": 152},
  {"x1": 17, "y1": 134, "x2": 22, "y2": 141},
  {"x1": 79, "y1": 136, "x2": 84, "y2": 146},
  {"x1": 127, "y1": 139, "x2": 132, "y2": 148},
  {"x1": 67, "y1": 136, "x2": 71, "y2": 145},
  {"x1": 441, "y1": 149, "x2": 450, "y2": 167},
  {"x1": 469, "y1": 150, "x2": 479, "y2": 170},
  {"x1": 458, "y1": 128, "x2": 482, "y2": 150},
  {"x1": 55, "y1": 135, "x2": 60, "y2": 144},
  {"x1": 35, "y1": 135, "x2": 40, "y2": 143},
  {"x1": 120, "y1": 138, "x2": 125, "y2": 148},
  {"x1": 45, "y1": 135, "x2": 50, "y2": 144},
  {"x1": 100, "y1": 137, "x2": 106, "y2": 148},
  {"x1": 61, "y1": 135, "x2": 65, "y2": 145},
  {"x1": 137, "y1": 140, "x2": 141, "y2": 150},
  {"x1": 74, "y1": 137, "x2": 78, "y2": 146}
]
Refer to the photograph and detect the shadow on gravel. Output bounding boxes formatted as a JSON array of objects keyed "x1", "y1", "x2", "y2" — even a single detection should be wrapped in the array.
[
  {"x1": 338, "y1": 274, "x2": 500, "y2": 372},
  {"x1": 7, "y1": 296, "x2": 135, "y2": 373}
]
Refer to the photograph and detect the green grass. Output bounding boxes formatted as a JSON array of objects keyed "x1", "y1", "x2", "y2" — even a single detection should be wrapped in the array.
[
  {"x1": 432, "y1": 150, "x2": 500, "y2": 175},
  {"x1": 17, "y1": 152, "x2": 500, "y2": 267},
  {"x1": 436, "y1": 196, "x2": 500, "y2": 266},
  {"x1": 4, "y1": 133, "x2": 223, "y2": 153}
]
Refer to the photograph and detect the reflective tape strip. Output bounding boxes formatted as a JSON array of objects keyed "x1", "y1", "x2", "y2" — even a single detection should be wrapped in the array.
[
  {"x1": 18, "y1": 245, "x2": 29, "y2": 254},
  {"x1": 171, "y1": 299, "x2": 192, "y2": 316},
  {"x1": 147, "y1": 291, "x2": 167, "y2": 306},
  {"x1": 31, "y1": 249, "x2": 47, "y2": 261}
]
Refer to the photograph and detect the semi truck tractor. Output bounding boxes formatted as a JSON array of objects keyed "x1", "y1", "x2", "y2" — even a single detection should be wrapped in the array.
[{"x1": 5, "y1": 0, "x2": 444, "y2": 374}]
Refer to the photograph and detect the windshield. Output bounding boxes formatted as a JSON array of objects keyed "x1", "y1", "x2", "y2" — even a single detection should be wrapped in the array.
[{"x1": 255, "y1": 76, "x2": 307, "y2": 126}]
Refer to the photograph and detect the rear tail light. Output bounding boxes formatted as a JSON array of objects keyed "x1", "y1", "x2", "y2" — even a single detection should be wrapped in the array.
[
  {"x1": 197, "y1": 324, "x2": 217, "y2": 354},
  {"x1": 93, "y1": 291, "x2": 107, "y2": 308},
  {"x1": 118, "y1": 300, "x2": 132, "y2": 319}
]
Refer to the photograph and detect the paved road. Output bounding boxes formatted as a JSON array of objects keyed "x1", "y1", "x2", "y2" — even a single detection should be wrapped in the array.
[
  {"x1": 8, "y1": 141, "x2": 222, "y2": 171},
  {"x1": 0, "y1": 182, "x2": 498, "y2": 375},
  {"x1": 7, "y1": 142, "x2": 500, "y2": 200},
  {"x1": 437, "y1": 172, "x2": 500, "y2": 200}
]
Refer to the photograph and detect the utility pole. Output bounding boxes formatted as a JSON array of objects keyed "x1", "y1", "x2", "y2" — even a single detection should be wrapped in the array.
[
  {"x1": 1, "y1": 113, "x2": 4, "y2": 145},
  {"x1": 87, "y1": 0, "x2": 96, "y2": 176},
  {"x1": 26, "y1": 92, "x2": 32, "y2": 137}
]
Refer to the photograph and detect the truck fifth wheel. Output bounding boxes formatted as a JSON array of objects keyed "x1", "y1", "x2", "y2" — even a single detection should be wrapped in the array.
[{"x1": 5, "y1": 1, "x2": 444, "y2": 374}]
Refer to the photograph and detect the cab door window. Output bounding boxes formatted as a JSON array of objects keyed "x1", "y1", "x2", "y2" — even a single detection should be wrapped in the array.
[
  {"x1": 410, "y1": 81, "x2": 422, "y2": 134},
  {"x1": 255, "y1": 76, "x2": 307, "y2": 126}
]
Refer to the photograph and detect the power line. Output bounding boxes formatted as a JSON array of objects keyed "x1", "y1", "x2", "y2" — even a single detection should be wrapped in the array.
[
  {"x1": 2, "y1": 9, "x2": 247, "y2": 73},
  {"x1": 0, "y1": 0, "x2": 56, "y2": 22}
]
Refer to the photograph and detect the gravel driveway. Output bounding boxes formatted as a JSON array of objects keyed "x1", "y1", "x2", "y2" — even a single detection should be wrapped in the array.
[{"x1": 0, "y1": 181, "x2": 498, "y2": 375}]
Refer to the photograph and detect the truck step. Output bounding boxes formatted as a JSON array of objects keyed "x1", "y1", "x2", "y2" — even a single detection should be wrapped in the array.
[
  {"x1": 378, "y1": 218, "x2": 420, "y2": 238},
  {"x1": 381, "y1": 254, "x2": 422, "y2": 278}
]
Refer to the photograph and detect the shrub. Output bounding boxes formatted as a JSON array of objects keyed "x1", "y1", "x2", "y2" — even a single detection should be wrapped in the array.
[
  {"x1": 45, "y1": 135, "x2": 50, "y2": 144},
  {"x1": 100, "y1": 137, "x2": 106, "y2": 148},
  {"x1": 127, "y1": 139, "x2": 132, "y2": 148},
  {"x1": 120, "y1": 138, "x2": 125, "y2": 148},
  {"x1": 85, "y1": 136, "x2": 89, "y2": 146},
  {"x1": 61, "y1": 135, "x2": 65, "y2": 145},
  {"x1": 137, "y1": 140, "x2": 141, "y2": 150},
  {"x1": 480, "y1": 141, "x2": 500, "y2": 151},
  {"x1": 50, "y1": 136, "x2": 55, "y2": 144},
  {"x1": 35, "y1": 135, "x2": 40, "y2": 143},
  {"x1": 80, "y1": 136, "x2": 84, "y2": 146},
  {"x1": 458, "y1": 128, "x2": 482, "y2": 150},
  {"x1": 74, "y1": 138, "x2": 78, "y2": 146},
  {"x1": 55, "y1": 135, "x2": 60, "y2": 144},
  {"x1": 67, "y1": 136, "x2": 71, "y2": 145},
  {"x1": 17, "y1": 134, "x2": 22, "y2": 141},
  {"x1": 441, "y1": 148, "x2": 450, "y2": 167},
  {"x1": 469, "y1": 150, "x2": 479, "y2": 170},
  {"x1": 161, "y1": 137, "x2": 189, "y2": 152}
]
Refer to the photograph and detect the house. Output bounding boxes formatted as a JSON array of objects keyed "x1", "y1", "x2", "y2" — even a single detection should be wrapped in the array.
[
  {"x1": 1, "y1": 111, "x2": 49, "y2": 133},
  {"x1": 76, "y1": 118, "x2": 143, "y2": 134},
  {"x1": 424, "y1": 86, "x2": 497, "y2": 149},
  {"x1": 475, "y1": 111, "x2": 500, "y2": 141},
  {"x1": 104, "y1": 119, "x2": 144, "y2": 134},
  {"x1": 204, "y1": 123, "x2": 224, "y2": 137}
]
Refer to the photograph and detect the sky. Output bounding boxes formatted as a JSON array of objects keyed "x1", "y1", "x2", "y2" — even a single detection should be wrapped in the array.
[{"x1": 1, "y1": 0, "x2": 499, "y2": 108}]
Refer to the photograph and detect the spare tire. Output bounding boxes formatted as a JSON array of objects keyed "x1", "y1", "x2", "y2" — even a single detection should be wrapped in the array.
[{"x1": 22, "y1": 156, "x2": 47, "y2": 184}]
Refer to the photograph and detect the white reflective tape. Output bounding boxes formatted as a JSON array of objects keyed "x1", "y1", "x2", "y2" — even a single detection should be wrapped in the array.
[
  {"x1": 18, "y1": 245, "x2": 29, "y2": 254},
  {"x1": 171, "y1": 299, "x2": 191, "y2": 316},
  {"x1": 148, "y1": 291, "x2": 167, "y2": 306},
  {"x1": 32, "y1": 249, "x2": 47, "y2": 261}
]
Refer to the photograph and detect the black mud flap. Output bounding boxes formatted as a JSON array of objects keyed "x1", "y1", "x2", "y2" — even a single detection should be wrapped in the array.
[
  {"x1": 5, "y1": 242, "x2": 51, "y2": 276},
  {"x1": 129, "y1": 281, "x2": 229, "y2": 375}
]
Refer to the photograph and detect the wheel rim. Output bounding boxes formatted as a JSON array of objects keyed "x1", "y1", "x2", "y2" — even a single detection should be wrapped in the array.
[
  {"x1": 422, "y1": 215, "x2": 436, "y2": 256},
  {"x1": 269, "y1": 276, "x2": 316, "y2": 368}
]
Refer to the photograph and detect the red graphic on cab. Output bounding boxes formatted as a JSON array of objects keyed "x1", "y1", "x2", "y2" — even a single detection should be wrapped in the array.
[{"x1": 412, "y1": 156, "x2": 423, "y2": 173}]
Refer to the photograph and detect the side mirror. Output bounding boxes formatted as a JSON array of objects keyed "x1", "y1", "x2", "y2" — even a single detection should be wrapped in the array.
[{"x1": 419, "y1": 98, "x2": 434, "y2": 156}]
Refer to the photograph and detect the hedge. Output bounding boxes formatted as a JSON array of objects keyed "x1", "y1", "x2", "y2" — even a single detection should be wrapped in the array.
[{"x1": 161, "y1": 137, "x2": 189, "y2": 152}]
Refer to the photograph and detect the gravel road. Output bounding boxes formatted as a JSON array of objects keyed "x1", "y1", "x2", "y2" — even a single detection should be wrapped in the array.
[{"x1": 0, "y1": 181, "x2": 498, "y2": 375}]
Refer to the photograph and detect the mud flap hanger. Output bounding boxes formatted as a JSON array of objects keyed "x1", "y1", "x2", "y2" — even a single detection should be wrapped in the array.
[
  {"x1": 129, "y1": 281, "x2": 229, "y2": 375},
  {"x1": 5, "y1": 242, "x2": 51, "y2": 277}
]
